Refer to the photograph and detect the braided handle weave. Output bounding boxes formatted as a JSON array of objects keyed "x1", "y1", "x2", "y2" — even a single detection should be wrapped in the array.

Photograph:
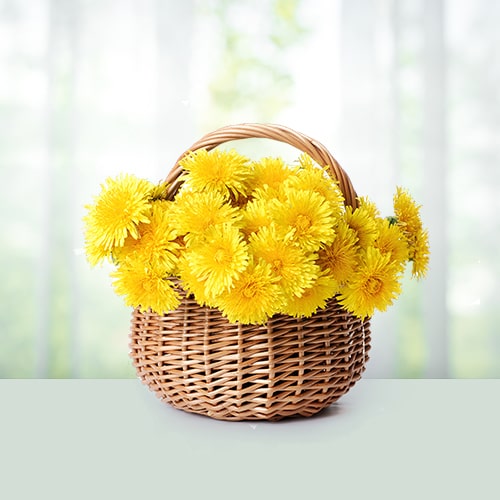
[{"x1": 165, "y1": 123, "x2": 359, "y2": 208}]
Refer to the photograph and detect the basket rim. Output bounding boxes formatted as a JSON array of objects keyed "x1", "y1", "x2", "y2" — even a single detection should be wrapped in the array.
[{"x1": 164, "y1": 123, "x2": 359, "y2": 208}]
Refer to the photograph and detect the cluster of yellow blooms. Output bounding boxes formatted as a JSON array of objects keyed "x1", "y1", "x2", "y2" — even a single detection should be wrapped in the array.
[{"x1": 83, "y1": 149, "x2": 429, "y2": 324}]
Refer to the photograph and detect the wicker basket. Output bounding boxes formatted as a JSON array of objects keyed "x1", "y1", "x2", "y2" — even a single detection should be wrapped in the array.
[{"x1": 129, "y1": 123, "x2": 371, "y2": 421}]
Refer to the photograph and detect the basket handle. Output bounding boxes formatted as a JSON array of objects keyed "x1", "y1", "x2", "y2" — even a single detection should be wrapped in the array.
[{"x1": 165, "y1": 123, "x2": 359, "y2": 208}]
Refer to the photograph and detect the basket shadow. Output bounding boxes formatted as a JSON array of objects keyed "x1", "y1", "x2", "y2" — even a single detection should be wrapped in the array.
[{"x1": 275, "y1": 402, "x2": 347, "y2": 424}]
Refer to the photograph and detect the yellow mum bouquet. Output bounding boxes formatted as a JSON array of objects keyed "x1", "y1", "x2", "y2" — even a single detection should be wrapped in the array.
[{"x1": 83, "y1": 135, "x2": 429, "y2": 325}]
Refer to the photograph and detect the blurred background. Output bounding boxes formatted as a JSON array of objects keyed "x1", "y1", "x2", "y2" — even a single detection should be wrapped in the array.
[{"x1": 1, "y1": 0, "x2": 498, "y2": 378}]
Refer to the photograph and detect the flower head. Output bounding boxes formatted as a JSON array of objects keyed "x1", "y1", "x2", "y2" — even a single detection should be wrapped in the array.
[
  {"x1": 179, "y1": 148, "x2": 251, "y2": 200},
  {"x1": 338, "y1": 247, "x2": 402, "y2": 318},
  {"x1": 392, "y1": 187, "x2": 430, "y2": 278},
  {"x1": 286, "y1": 154, "x2": 345, "y2": 217},
  {"x1": 177, "y1": 255, "x2": 217, "y2": 307},
  {"x1": 409, "y1": 228, "x2": 430, "y2": 278},
  {"x1": 241, "y1": 197, "x2": 274, "y2": 237},
  {"x1": 115, "y1": 200, "x2": 180, "y2": 270},
  {"x1": 172, "y1": 190, "x2": 241, "y2": 237},
  {"x1": 149, "y1": 180, "x2": 170, "y2": 201},
  {"x1": 183, "y1": 223, "x2": 249, "y2": 299},
  {"x1": 216, "y1": 259, "x2": 283, "y2": 324},
  {"x1": 393, "y1": 187, "x2": 423, "y2": 236},
  {"x1": 83, "y1": 174, "x2": 153, "y2": 265},
  {"x1": 358, "y1": 196, "x2": 380, "y2": 219},
  {"x1": 250, "y1": 157, "x2": 297, "y2": 196},
  {"x1": 318, "y1": 220, "x2": 360, "y2": 284},
  {"x1": 111, "y1": 258, "x2": 180, "y2": 314},
  {"x1": 343, "y1": 203, "x2": 378, "y2": 249},
  {"x1": 271, "y1": 187, "x2": 336, "y2": 252},
  {"x1": 250, "y1": 225, "x2": 320, "y2": 299},
  {"x1": 281, "y1": 273, "x2": 338, "y2": 318},
  {"x1": 373, "y1": 218, "x2": 409, "y2": 270}
]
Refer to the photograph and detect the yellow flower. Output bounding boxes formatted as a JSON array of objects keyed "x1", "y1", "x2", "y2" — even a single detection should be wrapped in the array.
[
  {"x1": 392, "y1": 187, "x2": 429, "y2": 278},
  {"x1": 286, "y1": 154, "x2": 345, "y2": 217},
  {"x1": 281, "y1": 273, "x2": 338, "y2": 318},
  {"x1": 251, "y1": 183, "x2": 288, "y2": 203},
  {"x1": 216, "y1": 259, "x2": 283, "y2": 324},
  {"x1": 172, "y1": 190, "x2": 241, "y2": 237},
  {"x1": 373, "y1": 218, "x2": 409, "y2": 270},
  {"x1": 111, "y1": 258, "x2": 180, "y2": 314},
  {"x1": 114, "y1": 200, "x2": 180, "y2": 270},
  {"x1": 250, "y1": 157, "x2": 297, "y2": 195},
  {"x1": 149, "y1": 180, "x2": 170, "y2": 200},
  {"x1": 410, "y1": 228, "x2": 430, "y2": 278},
  {"x1": 318, "y1": 220, "x2": 360, "y2": 284},
  {"x1": 83, "y1": 174, "x2": 153, "y2": 265},
  {"x1": 83, "y1": 240, "x2": 109, "y2": 268},
  {"x1": 338, "y1": 247, "x2": 402, "y2": 318},
  {"x1": 250, "y1": 225, "x2": 320, "y2": 299},
  {"x1": 358, "y1": 196, "x2": 380, "y2": 219},
  {"x1": 183, "y1": 223, "x2": 249, "y2": 298},
  {"x1": 241, "y1": 197, "x2": 274, "y2": 237},
  {"x1": 177, "y1": 255, "x2": 217, "y2": 307},
  {"x1": 393, "y1": 187, "x2": 423, "y2": 236},
  {"x1": 271, "y1": 187, "x2": 336, "y2": 252},
  {"x1": 343, "y1": 204, "x2": 378, "y2": 249},
  {"x1": 179, "y1": 148, "x2": 251, "y2": 200}
]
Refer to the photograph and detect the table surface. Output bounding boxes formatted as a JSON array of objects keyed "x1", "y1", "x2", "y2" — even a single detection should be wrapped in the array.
[{"x1": 0, "y1": 379, "x2": 498, "y2": 500}]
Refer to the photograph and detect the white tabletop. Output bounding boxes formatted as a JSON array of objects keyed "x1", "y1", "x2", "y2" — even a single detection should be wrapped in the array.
[{"x1": 0, "y1": 379, "x2": 498, "y2": 500}]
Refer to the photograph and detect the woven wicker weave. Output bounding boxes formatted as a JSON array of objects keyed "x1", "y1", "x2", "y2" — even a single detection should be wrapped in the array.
[{"x1": 129, "y1": 123, "x2": 371, "y2": 421}]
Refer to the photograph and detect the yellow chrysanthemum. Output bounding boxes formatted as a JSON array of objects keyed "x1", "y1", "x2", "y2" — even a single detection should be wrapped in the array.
[
  {"x1": 318, "y1": 220, "x2": 360, "y2": 284},
  {"x1": 249, "y1": 225, "x2": 320, "y2": 299},
  {"x1": 250, "y1": 157, "x2": 297, "y2": 195},
  {"x1": 183, "y1": 224, "x2": 249, "y2": 298},
  {"x1": 392, "y1": 187, "x2": 429, "y2": 278},
  {"x1": 281, "y1": 273, "x2": 338, "y2": 318},
  {"x1": 271, "y1": 187, "x2": 336, "y2": 252},
  {"x1": 373, "y1": 219, "x2": 409, "y2": 270},
  {"x1": 149, "y1": 180, "x2": 170, "y2": 201},
  {"x1": 216, "y1": 260, "x2": 283, "y2": 324},
  {"x1": 241, "y1": 197, "x2": 274, "y2": 237},
  {"x1": 286, "y1": 154, "x2": 345, "y2": 218},
  {"x1": 358, "y1": 196, "x2": 380, "y2": 219},
  {"x1": 177, "y1": 255, "x2": 217, "y2": 307},
  {"x1": 179, "y1": 148, "x2": 251, "y2": 200},
  {"x1": 338, "y1": 247, "x2": 402, "y2": 318},
  {"x1": 343, "y1": 204, "x2": 378, "y2": 249},
  {"x1": 410, "y1": 228, "x2": 430, "y2": 278},
  {"x1": 172, "y1": 190, "x2": 241, "y2": 237},
  {"x1": 114, "y1": 200, "x2": 180, "y2": 270},
  {"x1": 111, "y1": 258, "x2": 180, "y2": 314},
  {"x1": 83, "y1": 174, "x2": 153, "y2": 265},
  {"x1": 393, "y1": 187, "x2": 423, "y2": 236},
  {"x1": 83, "y1": 240, "x2": 109, "y2": 268},
  {"x1": 251, "y1": 183, "x2": 288, "y2": 203}
]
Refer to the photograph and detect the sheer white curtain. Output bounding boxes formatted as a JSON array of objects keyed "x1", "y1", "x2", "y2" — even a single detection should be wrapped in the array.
[{"x1": 1, "y1": 0, "x2": 498, "y2": 378}]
